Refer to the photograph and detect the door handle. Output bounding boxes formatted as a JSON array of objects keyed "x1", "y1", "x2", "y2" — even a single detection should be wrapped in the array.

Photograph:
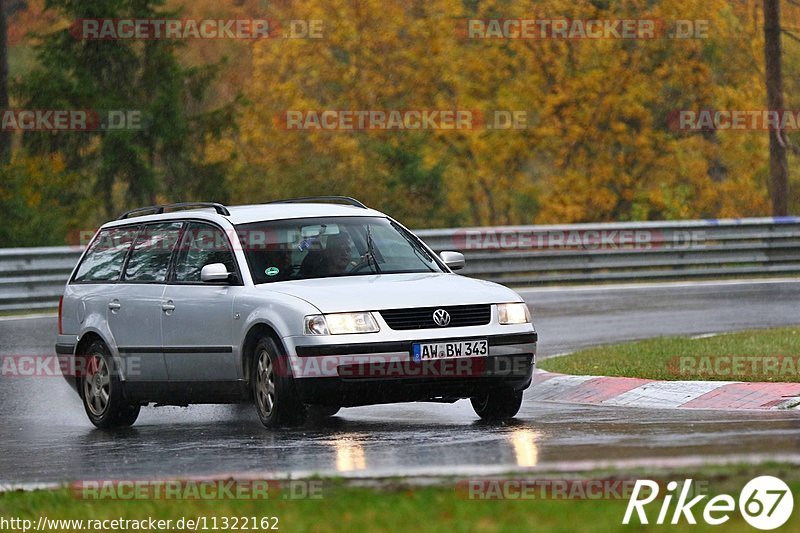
[
  {"x1": 162, "y1": 301, "x2": 176, "y2": 312},
  {"x1": 108, "y1": 301, "x2": 121, "y2": 311}
]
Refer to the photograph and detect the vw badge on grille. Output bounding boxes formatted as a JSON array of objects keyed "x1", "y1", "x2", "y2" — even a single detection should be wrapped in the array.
[{"x1": 432, "y1": 309, "x2": 451, "y2": 327}]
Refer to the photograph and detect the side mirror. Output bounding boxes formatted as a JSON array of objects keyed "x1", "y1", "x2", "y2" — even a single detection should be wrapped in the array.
[
  {"x1": 201, "y1": 263, "x2": 231, "y2": 282},
  {"x1": 439, "y1": 251, "x2": 465, "y2": 271}
]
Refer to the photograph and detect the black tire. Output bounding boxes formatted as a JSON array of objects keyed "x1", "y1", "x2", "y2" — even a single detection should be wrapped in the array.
[
  {"x1": 252, "y1": 336, "x2": 306, "y2": 427},
  {"x1": 306, "y1": 405, "x2": 340, "y2": 419},
  {"x1": 470, "y1": 388, "x2": 523, "y2": 420},
  {"x1": 80, "y1": 340, "x2": 140, "y2": 429}
]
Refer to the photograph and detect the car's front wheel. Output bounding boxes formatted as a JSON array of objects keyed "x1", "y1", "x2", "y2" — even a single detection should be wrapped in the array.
[
  {"x1": 252, "y1": 337, "x2": 306, "y2": 428},
  {"x1": 470, "y1": 388, "x2": 523, "y2": 420},
  {"x1": 80, "y1": 340, "x2": 140, "y2": 428}
]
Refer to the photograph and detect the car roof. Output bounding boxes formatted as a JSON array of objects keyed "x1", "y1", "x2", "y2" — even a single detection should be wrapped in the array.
[{"x1": 101, "y1": 202, "x2": 388, "y2": 229}]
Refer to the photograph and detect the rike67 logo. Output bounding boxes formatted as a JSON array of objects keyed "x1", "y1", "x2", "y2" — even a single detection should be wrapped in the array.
[{"x1": 623, "y1": 476, "x2": 794, "y2": 530}]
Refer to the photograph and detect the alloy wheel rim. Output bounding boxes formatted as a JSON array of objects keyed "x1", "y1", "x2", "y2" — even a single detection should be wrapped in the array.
[
  {"x1": 256, "y1": 350, "x2": 276, "y2": 417},
  {"x1": 84, "y1": 354, "x2": 110, "y2": 416}
]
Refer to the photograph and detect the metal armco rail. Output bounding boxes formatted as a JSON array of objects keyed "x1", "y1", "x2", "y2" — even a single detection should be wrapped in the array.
[{"x1": 2, "y1": 217, "x2": 799, "y2": 311}]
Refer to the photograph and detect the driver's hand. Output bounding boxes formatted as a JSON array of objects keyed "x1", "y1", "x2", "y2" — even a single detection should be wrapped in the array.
[{"x1": 347, "y1": 253, "x2": 371, "y2": 271}]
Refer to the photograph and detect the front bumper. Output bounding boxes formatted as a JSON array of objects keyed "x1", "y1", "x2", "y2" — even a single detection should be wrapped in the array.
[{"x1": 289, "y1": 332, "x2": 537, "y2": 407}]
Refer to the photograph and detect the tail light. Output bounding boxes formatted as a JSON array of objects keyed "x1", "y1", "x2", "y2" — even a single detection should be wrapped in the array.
[{"x1": 58, "y1": 296, "x2": 64, "y2": 335}]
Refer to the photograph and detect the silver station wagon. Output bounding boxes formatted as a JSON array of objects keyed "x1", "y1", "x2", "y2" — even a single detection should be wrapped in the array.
[{"x1": 56, "y1": 197, "x2": 538, "y2": 428}]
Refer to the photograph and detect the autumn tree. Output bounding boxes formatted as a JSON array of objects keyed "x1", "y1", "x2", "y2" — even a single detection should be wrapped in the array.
[
  {"x1": 14, "y1": 0, "x2": 237, "y2": 217},
  {"x1": 219, "y1": 0, "x2": 774, "y2": 226},
  {"x1": 0, "y1": 0, "x2": 11, "y2": 164}
]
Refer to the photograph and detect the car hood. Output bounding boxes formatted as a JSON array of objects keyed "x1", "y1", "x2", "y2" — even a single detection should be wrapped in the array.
[{"x1": 258, "y1": 273, "x2": 522, "y2": 313}]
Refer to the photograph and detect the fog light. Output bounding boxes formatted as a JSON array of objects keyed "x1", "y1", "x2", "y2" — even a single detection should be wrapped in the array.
[{"x1": 304, "y1": 315, "x2": 329, "y2": 335}]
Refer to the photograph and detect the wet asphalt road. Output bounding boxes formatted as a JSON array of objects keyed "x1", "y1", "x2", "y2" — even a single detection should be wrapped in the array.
[{"x1": 1, "y1": 279, "x2": 799, "y2": 485}]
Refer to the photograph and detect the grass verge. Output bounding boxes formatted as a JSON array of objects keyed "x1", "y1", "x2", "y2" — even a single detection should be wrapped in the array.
[
  {"x1": 1, "y1": 465, "x2": 798, "y2": 532},
  {"x1": 539, "y1": 327, "x2": 800, "y2": 382}
]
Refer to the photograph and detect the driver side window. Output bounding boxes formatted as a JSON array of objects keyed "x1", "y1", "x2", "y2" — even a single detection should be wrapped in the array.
[{"x1": 173, "y1": 222, "x2": 236, "y2": 283}]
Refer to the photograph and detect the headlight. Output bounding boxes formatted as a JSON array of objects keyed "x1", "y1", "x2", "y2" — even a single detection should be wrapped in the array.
[
  {"x1": 497, "y1": 303, "x2": 531, "y2": 325},
  {"x1": 304, "y1": 313, "x2": 380, "y2": 335}
]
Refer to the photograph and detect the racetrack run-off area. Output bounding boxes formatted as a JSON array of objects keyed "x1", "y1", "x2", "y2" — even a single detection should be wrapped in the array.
[{"x1": 1, "y1": 279, "x2": 799, "y2": 486}]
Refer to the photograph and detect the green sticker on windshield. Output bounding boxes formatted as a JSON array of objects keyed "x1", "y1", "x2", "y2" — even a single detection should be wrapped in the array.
[{"x1": 265, "y1": 267, "x2": 280, "y2": 277}]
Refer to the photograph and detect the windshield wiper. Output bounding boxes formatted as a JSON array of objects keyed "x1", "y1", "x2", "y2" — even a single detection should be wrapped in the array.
[
  {"x1": 366, "y1": 224, "x2": 382, "y2": 274},
  {"x1": 390, "y1": 221, "x2": 437, "y2": 269}
]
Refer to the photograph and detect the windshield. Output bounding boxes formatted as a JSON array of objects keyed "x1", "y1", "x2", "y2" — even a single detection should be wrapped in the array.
[{"x1": 236, "y1": 217, "x2": 444, "y2": 284}]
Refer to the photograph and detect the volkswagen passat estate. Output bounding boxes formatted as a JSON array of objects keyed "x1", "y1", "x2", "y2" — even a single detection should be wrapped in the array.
[{"x1": 56, "y1": 197, "x2": 537, "y2": 428}]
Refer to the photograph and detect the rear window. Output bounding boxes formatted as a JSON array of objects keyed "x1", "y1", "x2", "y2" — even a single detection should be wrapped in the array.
[{"x1": 73, "y1": 227, "x2": 139, "y2": 282}]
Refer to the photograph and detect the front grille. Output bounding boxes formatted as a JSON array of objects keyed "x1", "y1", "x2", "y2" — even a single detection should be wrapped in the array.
[{"x1": 380, "y1": 305, "x2": 491, "y2": 330}]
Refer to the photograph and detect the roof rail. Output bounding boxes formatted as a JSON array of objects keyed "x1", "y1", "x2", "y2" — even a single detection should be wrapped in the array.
[
  {"x1": 118, "y1": 202, "x2": 231, "y2": 220},
  {"x1": 266, "y1": 196, "x2": 368, "y2": 209}
]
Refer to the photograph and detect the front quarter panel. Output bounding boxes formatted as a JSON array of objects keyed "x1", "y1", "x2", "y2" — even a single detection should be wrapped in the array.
[{"x1": 234, "y1": 288, "x2": 323, "y2": 376}]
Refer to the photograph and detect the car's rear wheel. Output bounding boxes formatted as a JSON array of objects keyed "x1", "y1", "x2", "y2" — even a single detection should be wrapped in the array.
[
  {"x1": 80, "y1": 340, "x2": 140, "y2": 428},
  {"x1": 470, "y1": 388, "x2": 523, "y2": 420},
  {"x1": 252, "y1": 337, "x2": 306, "y2": 427}
]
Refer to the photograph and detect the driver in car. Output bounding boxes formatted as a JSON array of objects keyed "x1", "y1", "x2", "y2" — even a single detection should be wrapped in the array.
[{"x1": 323, "y1": 233, "x2": 356, "y2": 275}]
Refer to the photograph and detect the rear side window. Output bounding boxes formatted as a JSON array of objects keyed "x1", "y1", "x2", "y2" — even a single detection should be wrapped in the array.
[
  {"x1": 73, "y1": 227, "x2": 139, "y2": 282},
  {"x1": 122, "y1": 222, "x2": 183, "y2": 282},
  {"x1": 173, "y1": 222, "x2": 237, "y2": 282}
]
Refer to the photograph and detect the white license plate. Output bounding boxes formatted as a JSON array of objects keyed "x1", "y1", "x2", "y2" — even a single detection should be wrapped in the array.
[{"x1": 412, "y1": 339, "x2": 488, "y2": 362}]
